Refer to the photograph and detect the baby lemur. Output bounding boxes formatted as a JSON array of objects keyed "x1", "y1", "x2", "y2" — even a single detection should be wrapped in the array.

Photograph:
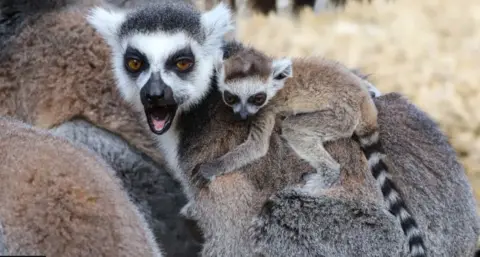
[
  {"x1": 195, "y1": 46, "x2": 426, "y2": 257},
  {"x1": 196, "y1": 46, "x2": 379, "y2": 189}
]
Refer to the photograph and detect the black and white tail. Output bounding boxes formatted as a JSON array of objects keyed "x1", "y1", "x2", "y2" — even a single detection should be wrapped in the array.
[{"x1": 356, "y1": 131, "x2": 427, "y2": 257}]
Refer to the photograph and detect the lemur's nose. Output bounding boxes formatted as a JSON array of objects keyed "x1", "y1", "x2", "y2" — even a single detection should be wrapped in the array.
[
  {"x1": 140, "y1": 73, "x2": 168, "y2": 106},
  {"x1": 145, "y1": 88, "x2": 164, "y2": 104},
  {"x1": 145, "y1": 87, "x2": 164, "y2": 104}
]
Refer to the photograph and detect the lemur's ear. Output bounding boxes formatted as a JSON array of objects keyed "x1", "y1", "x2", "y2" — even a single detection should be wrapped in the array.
[
  {"x1": 201, "y1": 3, "x2": 235, "y2": 56},
  {"x1": 272, "y1": 58, "x2": 293, "y2": 82},
  {"x1": 86, "y1": 6, "x2": 127, "y2": 47}
]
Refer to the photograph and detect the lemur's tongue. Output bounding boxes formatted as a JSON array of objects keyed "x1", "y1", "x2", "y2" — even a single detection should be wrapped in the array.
[
  {"x1": 151, "y1": 109, "x2": 169, "y2": 131},
  {"x1": 152, "y1": 119, "x2": 166, "y2": 131}
]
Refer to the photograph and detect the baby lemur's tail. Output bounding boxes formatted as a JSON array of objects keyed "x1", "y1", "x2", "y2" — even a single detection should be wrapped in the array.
[{"x1": 356, "y1": 131, "x2": 427, "y2": 257}]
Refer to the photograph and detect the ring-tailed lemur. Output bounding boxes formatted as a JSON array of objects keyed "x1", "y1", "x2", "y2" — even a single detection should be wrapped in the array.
[
  {"x1": 1, "y1": 1, "x2": 203, "y2": 255},
  {"x1": 89, "y1": 2, "x2": 479, "y2": 256},
  {"x1": 193, "y1": 45, "x2": 426, "y2": 257},
  {"x1": 0, "y1": 116, "x2": 163, "y2": 257}
]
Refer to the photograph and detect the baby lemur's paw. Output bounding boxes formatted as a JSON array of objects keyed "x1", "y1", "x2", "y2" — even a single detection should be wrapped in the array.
[
  {"x1": 180, "y1": 201, "x2": 197, "y2": 219},
  {"x1": 197, "y1": 162, "x2": 220, "y2": 181},
  {"x1": 191, "y1": 163, "x2": 212, "y2": 188}
]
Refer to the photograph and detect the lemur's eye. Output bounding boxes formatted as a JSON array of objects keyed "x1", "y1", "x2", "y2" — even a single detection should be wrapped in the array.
[
  {"x1": 223, "y1": 91, "x2": 239, "y2": 105},
  {"x1": 175, "y1": 58, "x2": 194, "y2": 72},
  {"x1": 274, "y1": 73, "x2": 287, "y2": 80},
  {"x1": 250, "y1": 92, "x2": 267, "y2": 106},
  {"x1": 126, "y1": 58, "x2": 143, "y2": 73}
]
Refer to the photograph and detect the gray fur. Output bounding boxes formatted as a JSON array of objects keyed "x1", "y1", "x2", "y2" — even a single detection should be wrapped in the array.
[
  {"x1": 105, "y1": 0, "x2": 194, "y2": 9},
  {"x1": 349, "y1": 68, "x2": 382, "y2": 97},
  {"x1": 195, "y1": 108, "x2": 276, "y2": 181},
  {"x1": 281, "y1": 119, "x2": 341, "y2": 188},
  {"x1": 0, "y1": 0, "x2": 118, "y2": 49},
  {"x1": 0, "y1": 116, "x2": 164, "y2": 257},
  {"x1": 374, "y1": 93, "x2": 479, "y2": 256},
  {"x1": 251, "y1": 185, "x2": 406, "y2": 257},
  {"x1": 0, "y1": 0, "x2": 195, "y2": 55},
  {"x1": 50, "y1": 120, "x2": 202, "y2": 257},
  {"x1": 172, "y1": 88, "x2": 408, "y2": 256},
  {"x1": 171, "y1": 89, "x2": 478, "y2": 256},
  {"x1": 252, "y1": 92, "x2": 480, "y2": 256},
  {"x1": 119, "y1": 1, "x2": 203, "y2": 41},
  {"x1": 0, "y1": 220, "x2": 5, "y2": 255},
  {"x1": 0, "y1": 0, "x2": 78, "y2": 49}
]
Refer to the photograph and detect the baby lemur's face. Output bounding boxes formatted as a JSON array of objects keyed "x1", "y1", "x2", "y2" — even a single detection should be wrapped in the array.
[{"x1": 216, "y1": 57, "x2": 293, "y2": 120}]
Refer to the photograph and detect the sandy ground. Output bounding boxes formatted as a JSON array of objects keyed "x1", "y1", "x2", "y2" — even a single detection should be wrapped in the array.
[{"x1": 235, "y1": 0, "x2": 480, "y2": 206}]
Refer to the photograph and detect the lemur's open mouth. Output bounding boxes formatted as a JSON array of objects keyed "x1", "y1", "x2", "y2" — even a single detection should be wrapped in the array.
[{"x1": 144, "y1": 104, "x2": 178, "y2": 135}]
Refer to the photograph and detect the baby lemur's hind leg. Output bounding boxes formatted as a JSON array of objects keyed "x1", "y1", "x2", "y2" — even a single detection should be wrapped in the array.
[
  {"x1": 281, "y1": 109, "x2": 358, "y2": 188},
  {"x1": 281, "y1": 127, "x2": 340, "y2": 189},
  {"x1": 195, "y1": 109, "x2": 276, "y2": 180},
  {"x1": 282, "y1": 128, "x2": 340, "y2": 189}
]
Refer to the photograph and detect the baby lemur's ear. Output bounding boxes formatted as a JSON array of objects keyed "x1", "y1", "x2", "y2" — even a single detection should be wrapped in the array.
[
  {"x1": 272, "y1": 58, "x2": 293, "y2": 82},
  {"x1": 214, "y1": 54, "x2": 224, "y2": 73}
]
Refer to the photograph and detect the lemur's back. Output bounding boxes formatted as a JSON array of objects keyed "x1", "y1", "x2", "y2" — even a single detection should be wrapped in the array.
[
  {"x1": 0, "y1": 117, "x2": 163, "y2": 257},
  {"x1": 275, "y1": 57, "x2": 371, "y2": 114}
]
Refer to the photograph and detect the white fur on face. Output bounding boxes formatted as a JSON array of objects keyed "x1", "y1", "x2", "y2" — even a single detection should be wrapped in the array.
[
  {"x1": 218, "y1": 76, "x2": 279, "y2": 116},
  {"x1": 219, "y1": 74, "x2": 283, "y2": 104},
  {"x1": 112, "y1": 31, "x2": 216, "y2": 113},
  {"x1": 86, "y1": 7, "x2": 126, "y2": 47},
  {"x1": 88, "y1": 3, "x2": 235, "y2": 115},
  {"x1": 219, "y1": 77, "x2": 272, "y2": 100},
  {"x1": 88, "y1": 3, "x2": 235, "y2": 182}
]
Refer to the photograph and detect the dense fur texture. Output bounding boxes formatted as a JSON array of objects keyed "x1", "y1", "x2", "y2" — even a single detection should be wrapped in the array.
[
  {"x1": 93, "y1": 2, "x2": 478, "y2": 256},
  {"x1": 203, "y1": 46, "x2": 425, "y2": 256},
  {"x1": 373, "y1": 93, "x2": 479, "y2": 257},
  {"x1": 0, "y1": 117, "x2": 163, "y2": 257},
  {"x1": 250, "y1": 93, "x2": 480, "y2": 256},
  {"x1": 0, "y1": 0, "x2": 172, "y2": 166},
  {"x1": 181, "y1": 91, "x2": 479, "y2": 257},
  {"x1": 204, "y1": 46, "x2": 377, "y2": 184},
  {"x1": 50, "y1": 120, "x2": 203, "y2": 257},
  {"x1": 0, "y1": 1, "x2": 203, "y2": 256},
  {"x1": 250, "y1": 137, "x2": 405, "y2": 256}
]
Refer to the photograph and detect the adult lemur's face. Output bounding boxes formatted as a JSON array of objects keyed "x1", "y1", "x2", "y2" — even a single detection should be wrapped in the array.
[{"x1": 88, "y1": 2, "x2": 233, "y2": 134}]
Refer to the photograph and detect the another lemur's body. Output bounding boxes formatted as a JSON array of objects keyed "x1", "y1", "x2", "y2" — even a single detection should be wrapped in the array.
[
  {"x1": 50, "y1": 120, "x2": 203, "y2": 257},
  {"x1": 0, "y1": 117, "x2": 163, "y2": 257},
  {"x1": 90, "y1": 2, "x2": 479, "y2": 256},
  {"x1": 0, "y1": 1, "x2": 203, "y2": 256}
]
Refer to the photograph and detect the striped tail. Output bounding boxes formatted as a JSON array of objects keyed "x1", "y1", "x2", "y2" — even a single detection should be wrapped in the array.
[{"x1": 357, "y1": 130, "x2": 427, "y2": 257}]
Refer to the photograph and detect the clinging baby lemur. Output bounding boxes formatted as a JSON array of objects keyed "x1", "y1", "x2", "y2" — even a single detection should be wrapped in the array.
[
  {"x1": 195, "y1": 46, "x2": 426, "y2": 257},
  {"x1": 196, "y1": 46, "x2": 378, "y2": 186}
]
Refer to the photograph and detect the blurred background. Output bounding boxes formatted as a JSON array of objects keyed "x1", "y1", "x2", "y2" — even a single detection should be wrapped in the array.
[{"x1": 220, "y1": 0, "x2": 480, "y2": 209}]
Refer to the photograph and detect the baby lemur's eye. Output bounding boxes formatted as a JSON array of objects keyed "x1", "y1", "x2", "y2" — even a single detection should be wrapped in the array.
[
  {"x1": 125, "y1": 58, "x2": 144, "y2": 73},
  {"x1": 274, "y1": 73, "x2": 287, "y2": 80},
  {"x1": 249, "y1": 92, "x2": 266, "y2": 106},
  {"x1": 223, "y1": 91, "x2": 239, "y2": 105}
]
